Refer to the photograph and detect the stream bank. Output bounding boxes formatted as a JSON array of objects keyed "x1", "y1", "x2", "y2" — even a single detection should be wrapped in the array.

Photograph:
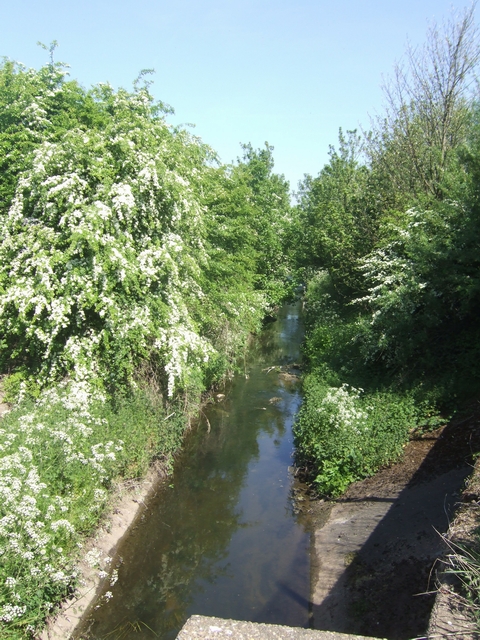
[
  {"x1": 55, "y1": 302, "x2": 311, "y2": 640},
  {"x1": 41, "y1": 304, "x2": 480, "y2": 640},
  {"x1": 305, "y1": 403, "x2": 480, "y2": 639},
  {"x1": 40, "y1": 465, "x2": 165, "y2": 640}
]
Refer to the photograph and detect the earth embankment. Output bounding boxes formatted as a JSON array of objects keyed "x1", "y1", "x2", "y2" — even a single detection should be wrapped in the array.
[{"x1": 307, "y1": 405, "x2": 480, "y2": 639}]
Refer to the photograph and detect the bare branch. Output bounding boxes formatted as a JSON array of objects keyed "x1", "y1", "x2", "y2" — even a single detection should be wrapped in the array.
[{"x1": 369, "y1": 3, "x2": 480, "y2": 201}]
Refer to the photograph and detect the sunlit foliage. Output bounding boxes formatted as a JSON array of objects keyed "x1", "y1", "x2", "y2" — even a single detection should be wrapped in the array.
[
  {"x1": 294, "y1": 5, "x2": 480, "y2": 495},
  {"x1": 0, "y1": 48, "x2": 292, "y2": 637}
]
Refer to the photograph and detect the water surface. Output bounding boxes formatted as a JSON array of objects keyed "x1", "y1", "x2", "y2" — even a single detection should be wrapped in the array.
[{"x1": 78, "y1": 303, "x2": 309, "y2": 639}]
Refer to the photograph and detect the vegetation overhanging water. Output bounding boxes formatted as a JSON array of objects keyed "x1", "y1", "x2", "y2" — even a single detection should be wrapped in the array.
[
  {"x1": 3, "y1": 7, "x2": 480, "y2": 636},
  {"x1": 76, "y1": 302, "x2": 311, "y2": 640}
]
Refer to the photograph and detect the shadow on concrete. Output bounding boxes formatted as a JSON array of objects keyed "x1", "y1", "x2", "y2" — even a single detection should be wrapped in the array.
[{"x1": 312, "y1": 408, "x2": 480, "y2": 640}]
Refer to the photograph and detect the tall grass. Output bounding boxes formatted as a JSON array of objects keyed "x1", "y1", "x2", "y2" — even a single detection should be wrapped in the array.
[{"x1": 439, "y1": 501, "x2": 480, "y2": 634}]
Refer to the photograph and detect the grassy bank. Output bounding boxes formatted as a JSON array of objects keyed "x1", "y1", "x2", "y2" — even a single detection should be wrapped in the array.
[
  {"x1": 293, "y1": 271, "x2": 444, "y2": 497},
  {"x1": 430, "y1": 451, "x2": 480, "y2": 636},
  {"x1": 292, "y1": 8, "x2": 480, "y2": 499},
  {"x1": 0, "y1": 52, "x2": 294, "y2": 637},
  {"x1": 0, "y1": 380, "x2": 191, "y2": 638}
]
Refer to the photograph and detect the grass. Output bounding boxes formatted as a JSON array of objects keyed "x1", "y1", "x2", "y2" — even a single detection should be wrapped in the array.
[
  {"x1": 440, "y1": 514, "x2": 480, "y2": 633},
  {"x1": 0, "y1": 378, "x2": 188, "y2": 639}
]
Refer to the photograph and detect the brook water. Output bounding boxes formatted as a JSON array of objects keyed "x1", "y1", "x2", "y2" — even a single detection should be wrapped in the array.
[{"x1": 78, "y1": 302, "x2": 311, "y2": 639}]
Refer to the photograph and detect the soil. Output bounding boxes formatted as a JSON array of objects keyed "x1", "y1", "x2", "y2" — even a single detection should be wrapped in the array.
[{"x1": 301, "y1": 401, "x2": 480, "y2": 640}]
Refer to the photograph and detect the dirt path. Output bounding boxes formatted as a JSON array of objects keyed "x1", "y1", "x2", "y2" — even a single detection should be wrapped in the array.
[{"x1": 305, "y1": 404, "x2": 480, "y2": 640}]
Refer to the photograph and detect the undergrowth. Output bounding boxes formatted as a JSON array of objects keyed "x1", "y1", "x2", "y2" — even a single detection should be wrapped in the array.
[
  {"x1": 0, "y1": 379, "x2": 187, "y2": 638},
  {"x1": 443, "y1": 527, "x2": 480, "y2": 633},
  {"x1": 294, "y1": 271, "x2": 444, "y2": 497}
]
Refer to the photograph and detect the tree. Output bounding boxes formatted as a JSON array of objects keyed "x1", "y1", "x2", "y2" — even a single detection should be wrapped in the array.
[
  {"x1": 235, "y1": 143, "x2": 292, "y2": 303},
  {"x1": 368, "y1": 3, "x2": 480, "y2": 204},
  {"x1": 294, "y1": 129, "x2": 376, "y2": 294}
]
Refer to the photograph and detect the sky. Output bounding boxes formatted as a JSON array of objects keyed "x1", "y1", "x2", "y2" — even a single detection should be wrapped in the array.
[{"x1": 1, "y1": 0, "x2": 477, "y2": 191}]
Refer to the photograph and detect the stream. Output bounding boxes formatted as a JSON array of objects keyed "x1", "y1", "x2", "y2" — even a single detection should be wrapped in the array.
[{"x1": 77, "y1": 302, "x2": 311, "y2": 640}]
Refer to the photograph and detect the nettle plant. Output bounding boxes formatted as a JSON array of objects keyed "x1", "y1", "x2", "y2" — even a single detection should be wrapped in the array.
[{"x1": 0, "y1": 73, "x2": 216, "y2": 397}]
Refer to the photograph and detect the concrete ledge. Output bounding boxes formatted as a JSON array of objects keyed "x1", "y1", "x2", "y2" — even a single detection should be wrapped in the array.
[{"x1": 177, "y1": 615, "x2": 383, "y2": 640}]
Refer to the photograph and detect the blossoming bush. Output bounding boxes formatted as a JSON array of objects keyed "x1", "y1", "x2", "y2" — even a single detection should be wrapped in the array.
[
  {"x1": 0, "y1": 382, "x2": 117, "y2": 636},
  {"x1": 0, "y1": 378, "x2": 189, "y2": 637},
  {"x1": 0, "y1": 77, "x2": 216, "y2": 396},
  {"x1": 294, "y1": 375, "x2": 421, "y2": 496},
  {"x1": 0, "y1": 53, "x2": 293, "y2": 637},
  {"x1": 294, "y1": 271, "x2": 443, "y2": 497},
  {"x1": 0, "y1": 55, "x2": 291, "y2": 399}
]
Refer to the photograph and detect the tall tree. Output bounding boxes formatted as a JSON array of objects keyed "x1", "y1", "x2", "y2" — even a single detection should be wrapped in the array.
[
  {"x1": 236, "y1": 143, "x2": 292, "y2": 303},
  {"x1": 368, "y1": 3, "x2": 480, "y2": 204},
  {"x1": 295, "y1": 129, "x2": 376, "y2": 294}
]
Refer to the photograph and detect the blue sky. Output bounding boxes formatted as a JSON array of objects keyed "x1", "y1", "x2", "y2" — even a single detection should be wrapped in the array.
[{"x1": 2, "y1": 0, "x2": 475, "y2": 190}]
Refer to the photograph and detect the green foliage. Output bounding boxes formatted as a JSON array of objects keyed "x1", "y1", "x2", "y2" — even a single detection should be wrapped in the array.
[
  {"x1": 0, "y1": 56, "x2": 292, "y2": 400},
  {"x1": 0, "y1": 49, "x2": 294, "y2": 637},
  {"x1": 301, "y1": 271, "x2": 361, "y2": 382},
  {"x1": 296, "y1": 268, "x2": 445, "y2": 498},
  {"x1": 193, "y1": 143, "x2": 294, "y2": 383},
  {"x1": 0, "y1": 380, "x2": 187, "y2": 637},
  {"x1": 0, "y1": 60, "x2": 214, "y2": 396},
  {"x1": 1, "y1": 373, "x2": 40, "y2": 403},
  {"x1": 236, "y1": 143, "x2": 293, "y2": 305},
  {"x1": 367, "y1": 5, "x2": 479, "y2": 205},
  {"x1": 294, "y1": 374, "x2": 439, "y2": 497},
  {"x1": 293, "y1": 7, "x2": 480, "y2": 499},
  {"x1": 0, "y1": 50, "x2": 110, "y2": 217},
  {"x1": 352, "y1": 193, "x2": 480, "y2": 395},
  {"x1": 294, "y1": 130, "x2": 378, "y2": 293}
]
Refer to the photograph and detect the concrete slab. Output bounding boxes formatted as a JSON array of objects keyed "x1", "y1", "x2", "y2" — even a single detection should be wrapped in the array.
[{"x1": 177, "y1": 615, "x2": 382, "y2": 640}]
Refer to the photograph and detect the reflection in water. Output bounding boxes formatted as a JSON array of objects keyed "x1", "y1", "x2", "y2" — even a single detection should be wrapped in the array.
[{"x1": 77, "y1": 303, "x2": 309, "y2": 640}]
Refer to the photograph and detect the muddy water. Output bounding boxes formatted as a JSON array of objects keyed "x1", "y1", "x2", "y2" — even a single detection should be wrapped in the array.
[{"x1": 77, "y1": 303, "x2": 311, "y2": 640}]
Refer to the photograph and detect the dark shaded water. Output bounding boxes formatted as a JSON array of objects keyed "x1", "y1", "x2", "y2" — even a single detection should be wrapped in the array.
[{"x1": 77, "y1": 303, "x2": 310, "y2": 639}]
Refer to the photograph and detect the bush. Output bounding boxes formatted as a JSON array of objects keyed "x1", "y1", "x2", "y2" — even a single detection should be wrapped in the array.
[
  {"x1": 294, "y1": 375, "x2": 435, "y2": 497},
  {"x1": 0, "y1": 52, "x2": 294, "y2": 637}
]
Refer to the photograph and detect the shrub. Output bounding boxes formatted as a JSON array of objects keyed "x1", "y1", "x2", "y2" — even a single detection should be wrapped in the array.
[
  {"x1": 0, "y1": 377, "x2": 188, "y2": 638},
  {"x1": 294, "y1": 375, "x2": 430, "y2": 496}
]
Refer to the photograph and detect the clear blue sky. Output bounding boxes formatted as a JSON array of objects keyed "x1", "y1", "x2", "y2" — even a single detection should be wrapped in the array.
[{"x1": 2, "y1": 0, "x2": 475, "y2": 191}]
